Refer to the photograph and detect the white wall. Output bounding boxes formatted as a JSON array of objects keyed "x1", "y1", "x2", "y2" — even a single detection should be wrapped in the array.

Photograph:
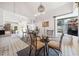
[
  {"x1": 35, "y1": 3, "x2": 74, "y2": 37},
  {"x1": 0, "y1": 8, "x2": 3, "y2": 30},
  {"x1": 35, "y1": 15, "x2": 54, "y2": 36}
]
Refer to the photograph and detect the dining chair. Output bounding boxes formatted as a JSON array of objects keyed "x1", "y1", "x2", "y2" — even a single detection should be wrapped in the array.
[
  {"x1": 47, "y1": 30, "x2": 53, "y2": 41},
  {"x1": 47, "y1": 30, "x2": 53, "y2": 37},
  {"x1": 29, "y1": 32, "x2": 45, "y2": 56},
  {"x1": 48, "y1": 32, "x2": 64, "y2": 56}
]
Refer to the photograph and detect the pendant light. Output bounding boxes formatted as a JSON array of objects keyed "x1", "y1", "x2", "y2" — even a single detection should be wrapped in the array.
[{"x1": 38, "y1": 3, "x2": 45, "y2": 13}]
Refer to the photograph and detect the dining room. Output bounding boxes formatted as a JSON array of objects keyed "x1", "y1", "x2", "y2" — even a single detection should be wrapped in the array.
[{"x1": 0, "y1": 2, "x2": 79, "y2": 56}]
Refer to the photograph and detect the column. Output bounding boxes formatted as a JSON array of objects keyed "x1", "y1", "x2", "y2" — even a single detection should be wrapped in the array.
[
  {"x1": 53, "y1": 16, "x2": 56, "y2": 37},
  {"x1": 77, "y1": 2, "x2": 79, "y2": 42},
  {"x1": 0, "y1": 8, "x2": 3, "y2": 31}
]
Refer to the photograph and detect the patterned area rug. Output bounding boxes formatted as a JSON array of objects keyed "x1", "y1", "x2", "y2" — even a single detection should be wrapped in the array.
[
  {"x1": 17, "y1": 46, "x2": 60, "y2": 56},
  {"x1": 18, "y1": 36, "x2": 60, "y2": 56}
]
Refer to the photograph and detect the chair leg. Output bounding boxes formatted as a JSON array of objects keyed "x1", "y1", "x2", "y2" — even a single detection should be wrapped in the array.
[
  {"x1": 44, "y1": 45, "x2": 46, "y2": 56},
  {"x1": 53, "y1": 49, "x2": 59, "y2": 56},
  {"x1": 29, "y1": 45, "x2": 32, "y2": 56},
  {"x1": 38, "y1": 47, "x2": 44, "y2": 56},
  {"x1": 59, "y1": 51, "x2": 62, "y2": 56},
  {"x1": 46, "y1": 44, "x2": 49, "y2": 56},
  {"x1": 35, "y1": 48, "x2": 37, "y2": 56},
  {"x1": 44, "y1": 42, "x2": 49, "y2": 56}
]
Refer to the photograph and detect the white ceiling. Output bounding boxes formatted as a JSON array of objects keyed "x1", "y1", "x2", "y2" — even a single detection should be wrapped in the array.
[{"x1": 0, "y1": 2, "x2": 73, "y2": 20}]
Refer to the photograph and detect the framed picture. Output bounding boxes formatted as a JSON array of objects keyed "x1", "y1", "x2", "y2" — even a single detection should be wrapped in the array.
[{"x1": 42, "y1": 21, "x2": 49, "y2": 27}]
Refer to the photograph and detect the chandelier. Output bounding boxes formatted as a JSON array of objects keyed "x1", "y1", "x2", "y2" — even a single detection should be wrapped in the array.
[{"x1": 38, "y1": 4, "x2": 45, "y2": 13}]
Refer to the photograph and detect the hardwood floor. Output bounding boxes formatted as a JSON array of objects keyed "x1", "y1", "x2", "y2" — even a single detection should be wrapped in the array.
[
  {"x1": 0, "y1": 34, "x2": 79, "y2": 56},
  {"x1": 62, "y1": 35, "x2": 79, "y2": 56},
  {"x1": 0, "y1": 34, "x2": 28, "y2": 56}
]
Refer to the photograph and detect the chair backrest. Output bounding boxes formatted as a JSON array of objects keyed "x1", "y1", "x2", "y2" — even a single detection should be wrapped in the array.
[
  {"x1": 59, "y1": 32, "x2": 64, "y2": 49},
  {"x1": 27, "y1": 25, "x2": 34, "y2": 44},
  {"x1": 29, "y1": 31, "x2": 38, "y2": 45},
  {"x1": 27, "y1": 25, "x2": 30, "y2": 34},
  {"x1": 47, "y1": 30, "x2": 53, "y2": 38}
]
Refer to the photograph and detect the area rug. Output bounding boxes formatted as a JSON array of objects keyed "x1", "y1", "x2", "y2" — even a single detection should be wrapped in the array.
[{"x1": 17, "y1": 46, "x2": 59, "y2": 56}]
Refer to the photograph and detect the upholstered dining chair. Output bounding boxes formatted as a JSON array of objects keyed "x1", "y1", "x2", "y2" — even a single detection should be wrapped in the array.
[
  {"x1": 47, "y1": 30, "x2": 54, "y2": 41},
  {"x1": 47, "y1": 30, "x2": 53, "y2": 37},
  {"x1": 48, "y1": 32, "x2": 64, "y2": 56},
  {"x1": 29, "y1": 32, "x2": 45, "y2": 56}
]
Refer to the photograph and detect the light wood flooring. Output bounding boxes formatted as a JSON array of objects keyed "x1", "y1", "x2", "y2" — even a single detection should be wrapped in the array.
[
  {"x1": 0, "y1": 34, "x2": 28, "y2": 56},
  {"x1": 0, "y1": 34, "x2": 79, "y2": 56}
]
